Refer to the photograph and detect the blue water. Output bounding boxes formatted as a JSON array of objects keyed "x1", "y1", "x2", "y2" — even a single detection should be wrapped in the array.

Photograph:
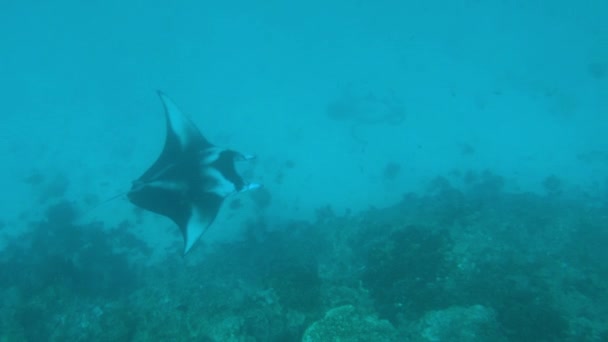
[{"x1": 0, "y1": 1, "x2": 606, "y2": 341}]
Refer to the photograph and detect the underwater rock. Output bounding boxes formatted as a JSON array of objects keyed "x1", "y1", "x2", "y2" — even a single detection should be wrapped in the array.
[
  {"x1": 383, "y1": 162, "x2": 401, "y2": 181},
  {"x1": 361, "y1": 225, "x2": 452, "y2": 321},
  {"x1": 45, "y1": 200, "x2": 78, "y2": 225},
  {"x1": 250, "y1": 187, "x2": 272, "y2": 210},
  {"x1": 542, "y1": 174, "x2": 563, "y2": 197},
  {"x1": 413, "y1": 305, "x2": 505, "y2": 342},
  {"x1": 302, "y1": 305, "x2": 397, "y2": 342}
]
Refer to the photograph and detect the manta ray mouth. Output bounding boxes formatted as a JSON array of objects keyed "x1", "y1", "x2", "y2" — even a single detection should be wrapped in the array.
[{"x1": 128, "y1": 91, "x2": 261, "y2": 254}]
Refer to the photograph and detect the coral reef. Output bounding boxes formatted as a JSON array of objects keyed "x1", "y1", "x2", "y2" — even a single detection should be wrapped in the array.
[
  {"x1": 413, "y1": 305, "x2": 505, "y2": 341},
  {"x1": 1, "y1": 170, "x2": 607, "y2": 340},
  {"x1": 302, "y1": 305, "x2": 397, "y2": 341}
]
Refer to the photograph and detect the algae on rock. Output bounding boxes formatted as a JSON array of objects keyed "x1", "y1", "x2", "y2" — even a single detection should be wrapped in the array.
[
  {"x1": 302, "y1": 305, "x2": 397, "y2": 342},
  {"x1": 413, "y1": 305, "x2": 506, "y2": 342}
]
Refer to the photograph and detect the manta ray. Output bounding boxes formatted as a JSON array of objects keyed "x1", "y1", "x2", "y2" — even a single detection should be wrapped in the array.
[{"x1": 128, "y1": 91, "x2": 260, "y2": 254}]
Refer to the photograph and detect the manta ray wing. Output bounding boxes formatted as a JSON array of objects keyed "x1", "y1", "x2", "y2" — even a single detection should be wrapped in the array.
[
  {"x1": 137, "y1": 91, "x2": 212, "y2": 182},
  {"x1": 128, "y1": 92, "x2": 260, "y2": 254}
]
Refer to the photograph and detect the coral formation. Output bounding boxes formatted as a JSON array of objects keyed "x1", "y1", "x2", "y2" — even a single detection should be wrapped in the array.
[
  {"x1": 1, "y1": 171, "x2": 607, "y2": 340},
  {"x1": 302, "y1": 305, "x2": 397, "y2": 341},
  {"x1": 414, "y1": 305, "x2": 505, "y2": 341}
]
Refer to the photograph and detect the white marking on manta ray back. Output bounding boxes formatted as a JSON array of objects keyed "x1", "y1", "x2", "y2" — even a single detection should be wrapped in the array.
[
  {"x1": 203, "y1": 168, "x2": 237, "y2": 197},
  {"x1": 199, "y1": 147, "x2": 224, "y2": 165},
  {"x1": 184, "y1": 205, "x2": 208, "y2": 254},
  {"x1": 144, "y1": 180, "x2": 188, "y2": 193},
  {"x1": 144, "y1": 163, "x2": 176, "y2": 185}
]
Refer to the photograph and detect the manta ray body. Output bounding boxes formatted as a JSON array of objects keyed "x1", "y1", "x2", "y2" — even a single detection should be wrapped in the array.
[{"x1": 128, "y1": 92, "x2": 260, "y2": 254}]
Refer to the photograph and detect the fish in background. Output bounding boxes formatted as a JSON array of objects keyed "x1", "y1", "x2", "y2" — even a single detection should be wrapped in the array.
[{"x1": 326, "y1": 84, "x2": 405, "y2": 144}]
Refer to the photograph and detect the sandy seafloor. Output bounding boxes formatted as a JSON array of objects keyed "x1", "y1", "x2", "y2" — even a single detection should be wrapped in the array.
[{"x1": 0, "y1": 1, "x2": 607, "y2": 341}]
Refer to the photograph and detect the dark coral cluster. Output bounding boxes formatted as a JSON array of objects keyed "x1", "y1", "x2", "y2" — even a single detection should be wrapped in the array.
[{"x1": 1, "y1": 171, "x2": 607, "y2": 341}]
